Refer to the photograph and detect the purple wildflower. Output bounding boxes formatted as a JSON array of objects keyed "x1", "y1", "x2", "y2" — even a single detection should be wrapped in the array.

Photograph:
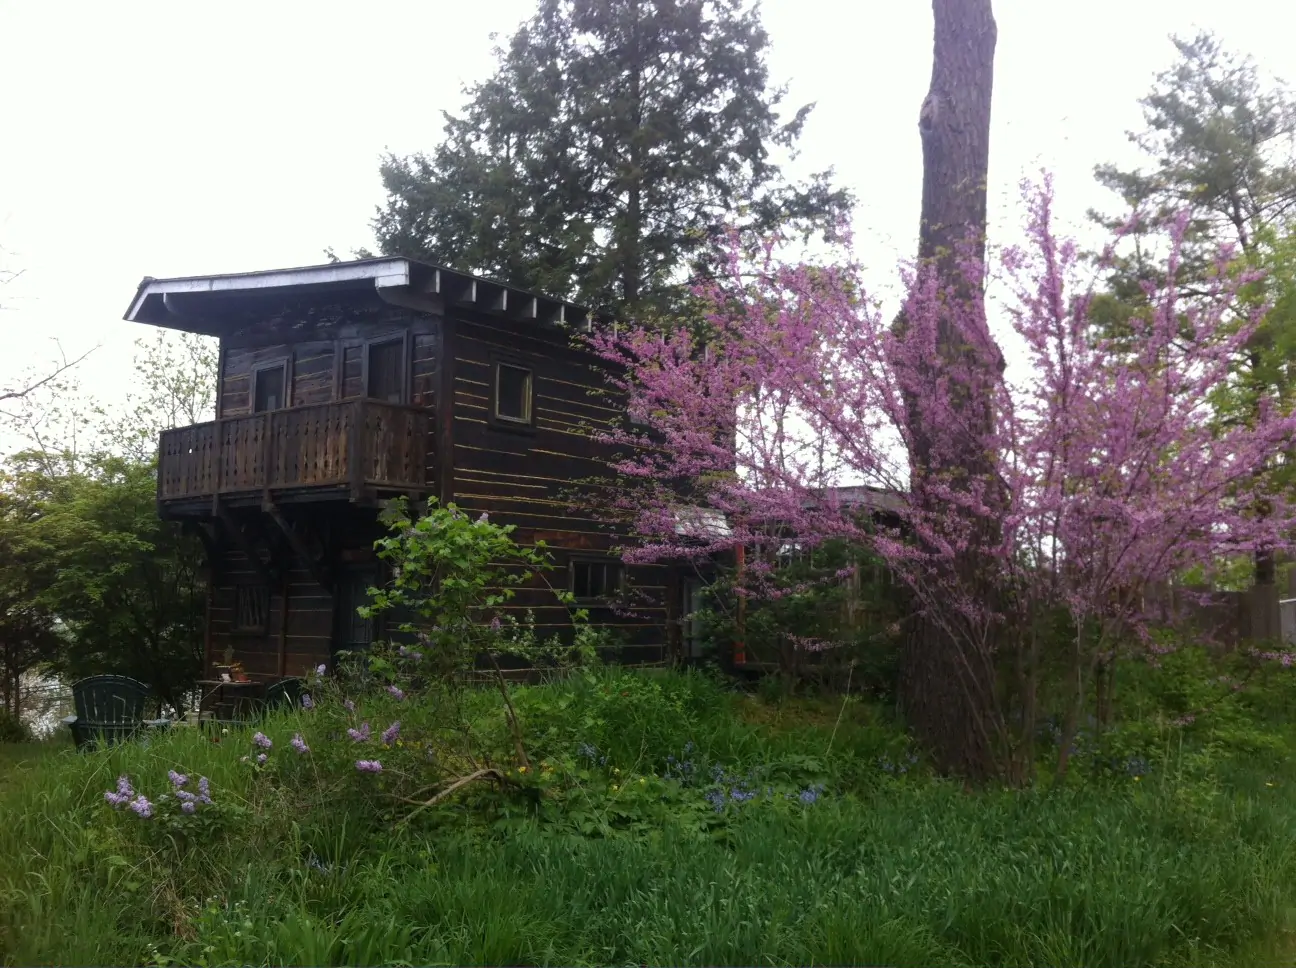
[
  {"x1": 168, "y1": 770, "x2": 189, "y2": 788},
  {"x1": 104, "y1": 790, "x2": 129, "y2": 808},
  {"x1": 252, "y1": 732, "x2": 272, "y2": 750},
  {"x1": 300, "y1": 693, "x2": 313, "y2": 710},
  {"x1": 382, "y1": 721, "x2": 401, "y2": 746},
  {"x1": 291, "y1": 733, "x2": 311, "y2": 754},
  {"x1": 489, "y1": 617, "x2": 501, "y2": 633},
  {"x1": 256, "y1": 753, "x2": 268, "y2": 765},
  {"x1": 348, "y1": 723, "x2": 371, "y2": 743},
  {"x1": 181, "y1": 801, "x2": 196, "y2": 815},
  {"x1": 129, "y1": 796, "x2": 153, "y2": 819},
  {"x1": 116, "y1": 775, "x2": 134, "y2": 798},
  {"x1": 197, "y1": 776, "x2": 212, "y2": 804},
  {"x1": 477, "y1": 512, "x2": 489, "y2": 524},
  {"x1": 176, "y1": 790, "x2": 197, "y2": 804},
  {"x1": 344, "y1": 699, "x2": 356, "y2": 714},
  {"x1": 355, "y1": 759, "x2": 383, "y2": 774},
  {"x1": 387, "y1": 684, "x2": 405, "y2": 701},
  {"x1": 316, "y1": 663, "x2": 327, "y2": 676}
]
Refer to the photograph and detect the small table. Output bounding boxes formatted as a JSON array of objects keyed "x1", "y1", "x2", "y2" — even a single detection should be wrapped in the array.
[{"x1": 197, "y1": 679, "x2": 265, "y2": 722}]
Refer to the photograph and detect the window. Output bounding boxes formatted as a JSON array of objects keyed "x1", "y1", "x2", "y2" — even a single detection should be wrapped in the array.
[
  {"x1": 252, "y1": 364, "x2": 286, "y2": 413},
  {"x1": 233, "y1": 585, "x2": 269, "y2": 633},
  {"x1": 571, "y1": 558, "x2": 623, "y2": 601},
  {"x1": 366, "y1": 338, "x2": 405, "y2": 404},
  {"x1": 494, "y1": 362, "x2": 533, "y2": 424}
]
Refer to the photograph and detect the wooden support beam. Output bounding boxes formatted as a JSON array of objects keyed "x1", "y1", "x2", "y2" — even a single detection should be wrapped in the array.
[
  {"x1": 264, "y1": 502, "x2": 334, "y2": 593},
  {"x1": 183, "y1": 520, "x2": 220, "y2": 563},
  {"x1": 215, "y1": 506, "x2": 273, "y2": 587}
]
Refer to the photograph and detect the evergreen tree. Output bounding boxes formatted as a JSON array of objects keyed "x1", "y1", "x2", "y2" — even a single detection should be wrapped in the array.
[
  {"x1": 1091, "y1": 31, "x2": 1296, "y2": 594},
  {"x1": 371, "y1": 0, "x2": 852, "y2": 320}
]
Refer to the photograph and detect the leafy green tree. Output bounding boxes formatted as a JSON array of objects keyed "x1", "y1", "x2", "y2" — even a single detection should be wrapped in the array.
[
  {"x1": 12, "y1": 453, "x2": 205, "y2": 714},
  {"x1": 370, "y1": 0, "x2": 852, "y2": 320},
  {"x1": 0, "y1": 330, "x2": 216, "y2": 713},
  {"x1": 0, "y1": 484, "x2": 62, "y2": 723}
]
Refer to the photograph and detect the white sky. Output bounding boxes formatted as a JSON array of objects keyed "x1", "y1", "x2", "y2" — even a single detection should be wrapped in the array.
[{"x1": 1, "y1": 0, "x2": 1294, "y2": 431}]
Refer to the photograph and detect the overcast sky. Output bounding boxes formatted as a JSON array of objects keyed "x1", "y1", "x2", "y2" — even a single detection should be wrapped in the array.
[{"x1": 1, "y1": 0, "x2": 1294, "y2": 427}]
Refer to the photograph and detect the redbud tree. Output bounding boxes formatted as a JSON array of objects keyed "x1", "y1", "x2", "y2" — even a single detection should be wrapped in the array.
[{"x1": 590, "y1": 181, "x2": 1296, "y2": 783}]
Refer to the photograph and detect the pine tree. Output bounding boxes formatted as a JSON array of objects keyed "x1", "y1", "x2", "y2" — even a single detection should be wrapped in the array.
[
  {"x1": 1091, "y1": 31, "x2": 1296, "y2": 596},
  {"x1": 371, "y1": 0, "x2": 852, "y2": 320}
]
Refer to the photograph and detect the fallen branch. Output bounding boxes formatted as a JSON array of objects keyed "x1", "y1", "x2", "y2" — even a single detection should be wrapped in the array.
[{"x1": 392, "y1": 767, "x2": 516, "y2": 826}]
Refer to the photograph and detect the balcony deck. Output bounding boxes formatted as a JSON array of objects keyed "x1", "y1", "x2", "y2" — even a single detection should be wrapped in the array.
[{"x1": 158, "y1": 400, "x2": 430, "y2": 512}]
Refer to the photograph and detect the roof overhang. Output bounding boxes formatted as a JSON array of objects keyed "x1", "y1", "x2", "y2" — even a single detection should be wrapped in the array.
[{"x1": 123, "y1": 257, "x2": 589, "y2": 335}]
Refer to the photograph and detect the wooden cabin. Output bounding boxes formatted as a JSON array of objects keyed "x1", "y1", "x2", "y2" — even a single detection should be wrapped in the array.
[{"x1": 123, "y1": 257, "x2": 678, "y2": 681}]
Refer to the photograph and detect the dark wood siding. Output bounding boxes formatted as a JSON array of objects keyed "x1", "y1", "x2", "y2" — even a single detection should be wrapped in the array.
[{"x1": 447, "y1": 315, "x2": 669, "y2": 664}]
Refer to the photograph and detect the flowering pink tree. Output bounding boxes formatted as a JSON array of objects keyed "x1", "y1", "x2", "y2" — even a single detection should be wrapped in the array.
[{"x1": 590, "y1": 180, "x2": 1296, "y2": 782}]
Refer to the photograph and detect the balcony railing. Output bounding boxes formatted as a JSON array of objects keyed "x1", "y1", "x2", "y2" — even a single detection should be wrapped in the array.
[{"x1": 158, "y1": 400, "x2": 430, "y2": 504}]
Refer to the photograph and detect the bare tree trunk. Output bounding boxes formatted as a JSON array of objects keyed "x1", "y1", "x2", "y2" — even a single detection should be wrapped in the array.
[{"x1": 898, "y1": 0, "x2": 1004, "y2": 783}]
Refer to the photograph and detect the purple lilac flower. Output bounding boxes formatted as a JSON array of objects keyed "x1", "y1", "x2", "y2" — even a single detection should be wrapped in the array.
[
  {"x1": 168, "y1": 770, "x2": 189, "y2": 788},
  {"x1": 355, "y1": 759, "x2": 383, "y2": 774},
  {"x1": 176, "y1": 790, "x2": 197, "y2": 805},
  {"x1": 300, "y1": 693, "x2": 314, "y2": 710},
  {"x1": 197, "y1": 776, "x2": 212, "y2": 804},
  {"x1": 381, "y1": 721, "x2": 401, "y2": 746},
  {"x1": 316, "y1": 663, "x2": 327, "y2": 676},
  {"x1": 477, "y1": 512, "x2": 489, "y2": 524},
  {"x1": 252, "y1": 732, "x2": 272, "y2": 750},
  {"x1": 104, "y1": 790, "x2": 129, "y2": 808},
  {"x1": 181, "y1": 801, "x2": 196, "y2": 815},
  {"x1": 387, "y1": 684, "x2": 405, "y2": 701},
  {"x1": 129, "y1": 796, "x2": 153, "y2": 818},
  {"x1": 116, "y1": 776, "x2": 134, "y2": 798},
  {"x1": 348, "y1": 723, "x2": 371, "y2": 743},
  {"x1": 344, "y1": 699, "x2": 356, "y2": 714},
  {"x1": 256, "y1": 753, "x2": 268, "y2": 765},
  {"x1": 291, "y1": 733, "x2": 311, "y2": 754}
]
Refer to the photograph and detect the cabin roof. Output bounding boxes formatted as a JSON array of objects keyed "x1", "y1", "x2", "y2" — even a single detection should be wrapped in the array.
[{"x1": 123, "y1": 256, "x2": 590, "y2": 335}]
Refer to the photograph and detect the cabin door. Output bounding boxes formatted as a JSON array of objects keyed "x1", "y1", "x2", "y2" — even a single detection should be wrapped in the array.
[{"x1": 335, "y1": 565, "x2": 378, "y2": 657}]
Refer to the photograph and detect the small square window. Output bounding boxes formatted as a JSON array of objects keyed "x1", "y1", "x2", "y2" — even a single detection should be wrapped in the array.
[
  {"x1": 571, "y1": 559, "x2": 623, "y2": 601},
  {"x1": 494, "y1": 362, "x2": 533, "y2": 424},
  {"x1": 234, "y1": 585, "x2": 269, "y2": 632}
]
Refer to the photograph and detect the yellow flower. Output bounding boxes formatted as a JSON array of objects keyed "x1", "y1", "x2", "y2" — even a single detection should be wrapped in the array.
[
  {"x1": 611, "y1": 784, "x2": 619, "y2": 791},
  {"x1": 396, "y1": 739, "x2": 404, "y2": 747},
  {"x1": 613, "y1": 768, "x2": 620, "y2": 775},
  {"x1": 639, "y1": 777, "x2": 646, "y2": 785},
  {"x1": 519, "y1": 765, "x2": 528, "y2": 773},
  {"x1": 1133, "y1": 776, "x2": 1141, "y2": 782}
]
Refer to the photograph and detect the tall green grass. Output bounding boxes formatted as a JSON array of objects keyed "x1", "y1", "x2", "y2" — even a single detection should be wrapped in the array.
[{"x1": 2, "y1": 665, "x2": 1295, "y2": 966}]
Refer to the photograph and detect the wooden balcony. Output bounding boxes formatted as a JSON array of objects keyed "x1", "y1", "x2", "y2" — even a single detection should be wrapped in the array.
[{"x1": 157, "y1": 400, "x2": 430, "y2": 510}]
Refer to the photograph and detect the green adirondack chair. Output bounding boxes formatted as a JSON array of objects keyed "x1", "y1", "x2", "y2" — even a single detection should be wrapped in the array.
[{"x1": 62, "y1": 675, "x2": 172, "y2": 749}]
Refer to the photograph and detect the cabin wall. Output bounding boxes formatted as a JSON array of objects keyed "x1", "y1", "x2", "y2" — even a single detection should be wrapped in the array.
[
  {"x1": 216, "y1": 297, "x2": 442, "y2": 420},
  {"x1": 447, "y1": 314, "x2": 670, "y2": 665}
]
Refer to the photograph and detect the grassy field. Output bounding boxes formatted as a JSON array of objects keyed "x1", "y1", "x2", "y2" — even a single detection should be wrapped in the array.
[{"x1": 2, "y1": 658, "x2": 1296, "y2": 966}]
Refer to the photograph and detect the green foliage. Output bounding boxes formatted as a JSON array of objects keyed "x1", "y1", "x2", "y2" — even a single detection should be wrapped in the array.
[
  {"x1": 8, "y1": 453, "x2": 204, "y2": 712},
  {"x1": 690, "y1": 540, "x2": 904, "y2": 696},
  {"x1": 0, "y1": 707, "x2": 30, "y2": 744},
  {"x1": 363, "y1": 498, "x2": 586, "y2": 677},
  {"x1": 370, "y1": 0, "x2": 852, "y2": 320},
  {"x1": 6, "y1": 663, "x2": 1296, "y2": 965}
]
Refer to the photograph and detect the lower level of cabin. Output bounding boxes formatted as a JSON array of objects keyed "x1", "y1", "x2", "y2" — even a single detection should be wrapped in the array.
[{"x1": 196, "y1": 502, "x2": 684, "y2": 683}]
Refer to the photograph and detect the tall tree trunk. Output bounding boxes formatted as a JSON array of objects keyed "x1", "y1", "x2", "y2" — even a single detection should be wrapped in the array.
[{"x1": 898, "y1": 0, "x2": 1004, "y2": 782}]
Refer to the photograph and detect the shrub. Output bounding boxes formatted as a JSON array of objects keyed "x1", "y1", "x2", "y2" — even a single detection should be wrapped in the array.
[{"x1": 0, "y1": 707, "x2": 30, "y2": 744}]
